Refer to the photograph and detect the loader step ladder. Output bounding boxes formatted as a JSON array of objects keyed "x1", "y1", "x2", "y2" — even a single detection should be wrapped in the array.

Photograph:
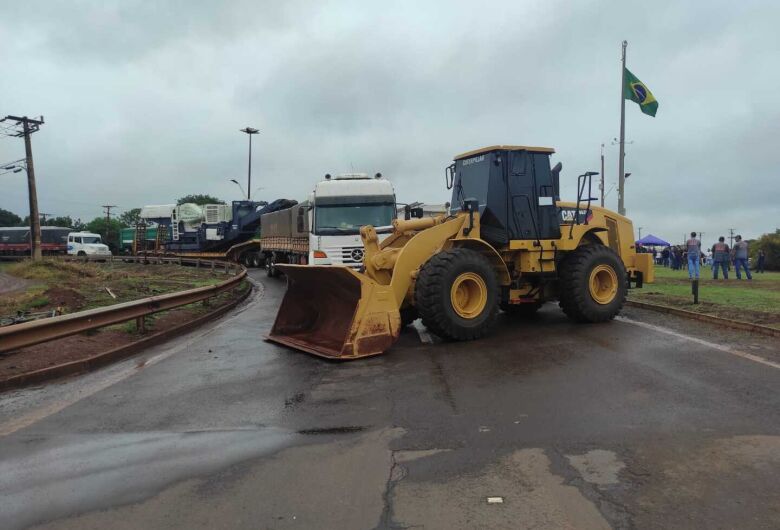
[{"x1": 171, "y1": 222, "x2": 179, "y2": 241}]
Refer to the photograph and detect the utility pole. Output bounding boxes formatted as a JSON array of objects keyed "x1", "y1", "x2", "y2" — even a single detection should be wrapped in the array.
[
  {"x1": 617, "y1": 40, "x2": 628, "y2": 216},
  {"x1": 239, "y1": 127, "x2": 259, "y2": 200},
  {"x1": 102, "y1": 205, "x2": 117, "y2": 245},
  {"x1": 638, "y1": 226, "x2": 643, "y2": 240},
  {"x1": 1, "y1": 115, "x2": 44, "y2": 260},
  {"x1": 728, "y1": 228, "x2": 736, "y2": 247},
  {"x1": 600, "y1": 143, "x2": 605, "y2": 207}
]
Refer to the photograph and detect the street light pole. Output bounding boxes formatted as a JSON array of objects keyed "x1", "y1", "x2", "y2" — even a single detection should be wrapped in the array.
[{"x1": 240, "y1": 127, "x2": 259, "y2": 200}]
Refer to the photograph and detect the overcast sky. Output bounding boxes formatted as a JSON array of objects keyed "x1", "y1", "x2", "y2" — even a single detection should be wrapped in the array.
[{"x1": 1, "y1": 0, "x2": 778, "y2": 244}]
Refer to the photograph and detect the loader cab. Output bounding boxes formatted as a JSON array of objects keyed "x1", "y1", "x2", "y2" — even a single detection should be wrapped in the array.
[{"x1": 448, "y1": 145, "x2": 561, "y2": 246}]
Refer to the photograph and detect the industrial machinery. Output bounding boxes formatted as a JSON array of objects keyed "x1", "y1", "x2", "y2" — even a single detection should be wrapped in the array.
[
  {"x1": 136, "y1": 199, "x2": 296, "y2": 265},
  {"x1": 267, "y1": 145, "x2": 654, "y2": 359}
]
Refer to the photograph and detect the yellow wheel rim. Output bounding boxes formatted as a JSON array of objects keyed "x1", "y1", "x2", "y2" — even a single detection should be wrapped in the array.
[
  {"x1": 450, "y1": 272, "x2": 488, "y2": 319},
  {"x1": 589, "y1": 264, "x2": 618, "y2": 305}
]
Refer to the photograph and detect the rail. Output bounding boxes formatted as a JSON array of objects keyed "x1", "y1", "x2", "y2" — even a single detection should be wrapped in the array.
[{"x1": 0, "y1": 256, "x2": 247, "y2": 353}]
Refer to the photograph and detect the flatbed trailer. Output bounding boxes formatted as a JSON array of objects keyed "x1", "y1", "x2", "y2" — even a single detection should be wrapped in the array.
[{"x1": 135, "y1": 239, "x2": 265, "y2": 267}]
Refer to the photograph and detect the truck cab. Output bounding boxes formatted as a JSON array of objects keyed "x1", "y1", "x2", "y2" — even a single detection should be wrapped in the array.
[
  {"x1": 67, "y1": 232, "x2": 112, "y2": 257},
  {"x1": 309, "y1": 173, "x2": 396, "y2": 268}
]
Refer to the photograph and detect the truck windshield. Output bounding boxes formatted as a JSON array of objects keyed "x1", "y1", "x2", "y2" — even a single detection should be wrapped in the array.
[
  {"x1": 315, "y1": 203, "x2": 395, "y2": 235},
  {"x1": 81, "y1": 236, "x2": 102, "y2": 244}
]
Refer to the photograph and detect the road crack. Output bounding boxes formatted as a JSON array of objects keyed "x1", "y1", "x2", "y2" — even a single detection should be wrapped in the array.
[{"x1": 377, "y1": 448, "x2": 409, "y2": 529}]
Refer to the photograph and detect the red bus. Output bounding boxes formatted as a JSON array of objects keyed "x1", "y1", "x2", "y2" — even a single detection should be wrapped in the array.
[{"x1": 0, "y1": 226, "x2": 71, "y2": 256}]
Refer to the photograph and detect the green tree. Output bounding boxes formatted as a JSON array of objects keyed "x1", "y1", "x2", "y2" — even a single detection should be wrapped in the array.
[
  {"x1": 119, "y1": 208, "x2": 142, "y2": 227},
  {"x1": 177, "y1": 194, "x2": 225, "y2": 206},
  {"x1": 85, "y1": 217, "x2": 125, "y2": 251},
  {"x1": 750, "y1": 229, "x2": 780, "y2": 271},
  {"x1": 0, "y1": 208, "x2": 23, "y2": 226},
  {"x1": 42, "y1": 216, "x2": 79, "y2": 228}
]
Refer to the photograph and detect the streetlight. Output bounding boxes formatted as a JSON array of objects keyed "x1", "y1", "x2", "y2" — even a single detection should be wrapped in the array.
[
  {"x1": 229, "y1": 178, "x2": 248, "y2": 200},
  {"x1": 239, "y1": 127, "x2": 259, "y2": 200}
]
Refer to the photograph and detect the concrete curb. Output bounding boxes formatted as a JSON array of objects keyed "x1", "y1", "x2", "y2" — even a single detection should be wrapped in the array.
[
  {"x1": 626, "y1": 299, "x2": 780, "y2": 338},
  {"x1": 0, "y1": 283, "x2": 253, "y2": 393}
]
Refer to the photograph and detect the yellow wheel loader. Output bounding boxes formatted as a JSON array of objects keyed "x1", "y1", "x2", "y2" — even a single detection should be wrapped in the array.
[{"x1": 267, "y1": 145, "x2": 653, "y2": 359}]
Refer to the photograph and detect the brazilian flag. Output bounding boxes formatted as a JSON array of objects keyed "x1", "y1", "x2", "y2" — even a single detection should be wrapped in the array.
[{"x1": 624, "y1": 68, "x2": 658, "y2": 117}]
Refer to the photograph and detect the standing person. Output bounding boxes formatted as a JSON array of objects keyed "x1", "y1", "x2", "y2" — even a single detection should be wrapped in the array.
[
  {"x1": 732, "y1": 235, "x2": 752, "y2": 280},
  {"x1": 757, "y1": 249, "x2": 766, "y2": 273},
  {"x1": 686, "y1": 232, "x2": 701, "y2": 280},
  {"x1": 711, "y1": 236, "x2": 729, "y2": 280},
  {"x1": 661, "y1": 246, "x2": 670, "y2": 267}
]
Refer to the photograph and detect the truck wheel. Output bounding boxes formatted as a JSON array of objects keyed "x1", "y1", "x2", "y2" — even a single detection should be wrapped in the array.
[
  {"x1": 558, "y1": 244, "x2": 627, "y2": 323},
  {"x1": 501, "y1": 301, "x2": 542, "y2": 316},
  {"x1": 415, "y1": 248, "x2": 499, "y2": 341},
  {"x1": 266, "y1": 255, "x2": 278, "y2": 278},
  {"x1": 252, "y1": 254, "x2": 262, "y2": 268}
]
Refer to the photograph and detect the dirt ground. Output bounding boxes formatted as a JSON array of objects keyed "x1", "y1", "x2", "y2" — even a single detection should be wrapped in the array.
[{"x1": 0, "y1": 272, "x2": 31, "y2": 296}]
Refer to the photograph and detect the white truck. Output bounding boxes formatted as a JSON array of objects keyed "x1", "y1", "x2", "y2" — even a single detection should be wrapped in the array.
[
  {"x1": 261, "y1": 173, "x2": 396, "y2": 276},
  {"x1": 67, "y1": 232, "x2": 112, "y2": 257}
]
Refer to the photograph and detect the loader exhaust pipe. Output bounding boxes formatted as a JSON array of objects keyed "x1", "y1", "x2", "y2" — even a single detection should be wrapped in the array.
[{"x1": 267, "y1": 265, "x2": 402, "y2": 359}]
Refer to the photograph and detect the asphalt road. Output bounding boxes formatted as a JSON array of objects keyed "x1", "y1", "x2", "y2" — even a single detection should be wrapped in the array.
[{"x1": 0, "y1": 269, "x2": 778, "y2": 529}]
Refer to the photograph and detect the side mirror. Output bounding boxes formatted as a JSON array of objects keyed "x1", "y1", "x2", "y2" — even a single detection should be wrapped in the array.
[
  {"x1": 444, "y1": 163, "x2": 456, "y2": 190},
  {"x1": 410, "y1": 207, "x2": 424, "y2": 219}
]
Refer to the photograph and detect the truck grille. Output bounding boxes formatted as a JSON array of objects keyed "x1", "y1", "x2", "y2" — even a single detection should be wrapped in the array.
[{"x1": 323, "y1": 246, "x2": 364, "y2": 269}]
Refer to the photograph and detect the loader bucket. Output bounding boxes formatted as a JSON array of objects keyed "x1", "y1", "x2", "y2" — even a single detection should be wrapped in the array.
[{"x1": 267, "y1": 265, "x2": 402, "y2": 359}]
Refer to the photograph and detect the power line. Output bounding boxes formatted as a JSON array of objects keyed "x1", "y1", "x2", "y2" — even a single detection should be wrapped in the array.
[
  {"x1": 727, "y1": 228, "x2": 736, "y2": 247},
  {"x1": 102, "y1": 204, "x2": 118, "y2": 243},
  {"x1": 2, "y1": 115, "x2": 44, "y2": 260}
]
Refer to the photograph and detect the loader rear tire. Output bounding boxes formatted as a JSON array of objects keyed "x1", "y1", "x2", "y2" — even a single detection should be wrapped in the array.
[
  {"x1": 415, "y1": 248, "x2": 499, "y2": 341},
  {"x1": 558, "y1": 244, "x2": 627, "y2": 323}
]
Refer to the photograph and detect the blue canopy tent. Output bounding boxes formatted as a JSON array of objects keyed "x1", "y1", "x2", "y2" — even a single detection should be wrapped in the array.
[{"x1": 636, "y1": 234, "x2": 670, "y2": 246}]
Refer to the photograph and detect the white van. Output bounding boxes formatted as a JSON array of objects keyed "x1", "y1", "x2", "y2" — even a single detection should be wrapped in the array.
[{"x1": 67, "y1": 232, "x2": 112, "y2": 257}]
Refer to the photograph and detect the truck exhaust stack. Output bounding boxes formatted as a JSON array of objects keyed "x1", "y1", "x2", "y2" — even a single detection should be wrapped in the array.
[{"x1": 266, "y1": 265, "x2": 402, "y2": 359}]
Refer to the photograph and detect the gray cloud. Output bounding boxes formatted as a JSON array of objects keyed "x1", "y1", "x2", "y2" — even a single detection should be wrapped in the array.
[{"x1": 1, "y1": 0, "x2": 778, "y2": 244}]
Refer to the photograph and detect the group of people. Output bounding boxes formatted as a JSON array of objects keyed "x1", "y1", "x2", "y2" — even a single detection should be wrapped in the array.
[
  {"x1": 682, "y1": 232, "x2": 766, "y2": 280},
  {"x1": 640, "y1": 234, "x2": 767, "y2": 280}
]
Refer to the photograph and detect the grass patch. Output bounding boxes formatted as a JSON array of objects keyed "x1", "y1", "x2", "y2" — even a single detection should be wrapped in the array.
[
  {"x1": 630, "y1": 266, "x2": 780, "y2": 327},
  {"x1": 1, "y1": 258, "x2": 231, "y2": 318}
]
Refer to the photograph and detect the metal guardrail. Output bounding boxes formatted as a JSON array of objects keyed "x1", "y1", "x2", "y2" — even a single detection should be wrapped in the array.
[{"x1": 0, "y1": 256, "x2": 247, "y2": 352}]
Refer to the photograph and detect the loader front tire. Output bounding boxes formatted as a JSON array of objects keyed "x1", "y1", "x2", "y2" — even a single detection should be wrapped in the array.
[
  {"x1": 415, "y1": 248, "x2": 499, "y2": 341},
  {"x1": 558, "y1": 244, "x2": 627, "y2": 323}
]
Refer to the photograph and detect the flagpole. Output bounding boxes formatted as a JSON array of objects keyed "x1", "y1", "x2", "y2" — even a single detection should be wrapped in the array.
[{"x1": 618, "y1": 40, "x2": 627, "y2": 216}]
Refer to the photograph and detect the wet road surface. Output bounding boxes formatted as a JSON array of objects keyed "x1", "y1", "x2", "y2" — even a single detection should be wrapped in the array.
[{"x1": 0, "y1": 270, "x2": 778, "y2": 529}]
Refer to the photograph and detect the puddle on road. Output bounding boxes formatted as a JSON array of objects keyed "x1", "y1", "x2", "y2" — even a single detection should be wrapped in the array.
[
  {"x1": 566, "y1": 449, "x2": 626, "y2": 486},
  {"x1": 0, "y1": 427, "x2": 293, "y2": 530}
]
